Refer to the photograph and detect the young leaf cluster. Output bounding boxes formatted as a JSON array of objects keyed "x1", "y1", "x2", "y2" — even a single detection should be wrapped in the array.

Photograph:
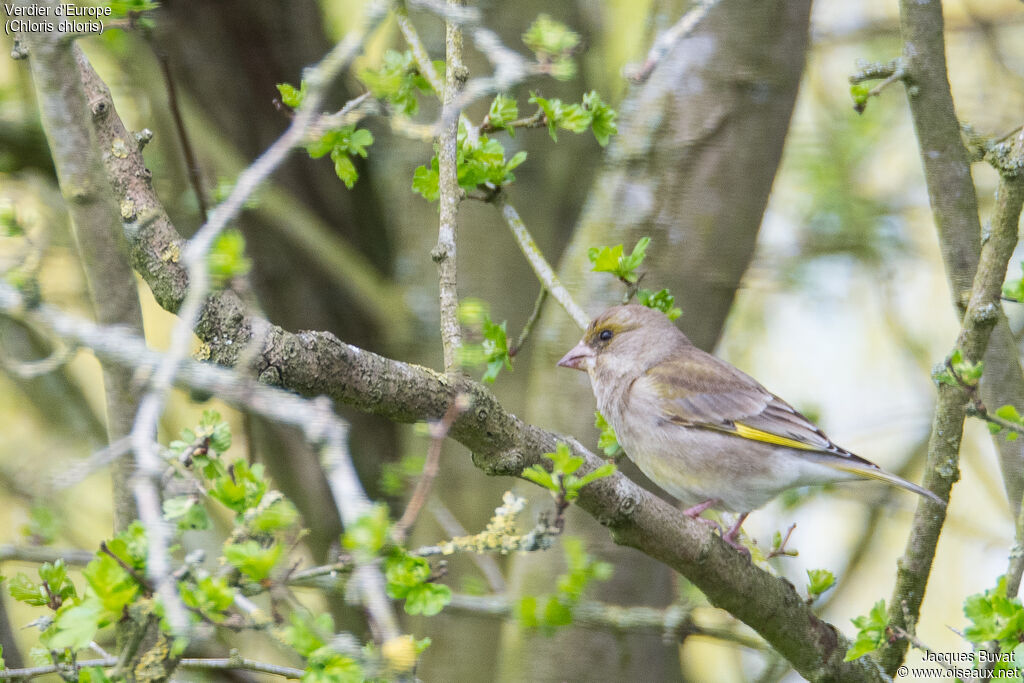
[
  {"x1": 522, "y1": 14, "x2": 581, "y2": 80},
  {"x1": 1004, "y1": 262, "x2": 1024, "y2": 301},
  {"x1": 455, "y1": 298, "x2": 512, "y2": 384},
  {"x1": 516, "y1": 537, "x2": 612, "y2": 633},
  {"x1": 844, "y1": 599, "x2": 890, "y2": 661},
  {"x1": 987, "y1": 404, "x2": 1024, "y2": 442},
  {"x1": 341, "y1": 506, "x2": 453, "y2": 616},
  {"x1": 530, "y1": 91, "x2": 617, "y2": 146},
  {"x1": 384, "y1": 552, "x2": 452, "y2": 616},
  {"x1": 358, "y1": 49, "x2": 437, "y2": 116},
  {"x1": 413, "y1": 120, "x2": 528, "y2": 202},
  {"x1": 307, "y1": 126, "x2": 375, "y2": 189},
  {"x1": 593, "y1": 411, "x2": 622, "y2": 458},
  {"x1": 636, "y1": 287, "x2": 682, "y2": 321},
  {"x1": 962, "y1": 576, "x2": 1024, "y2": 673},
  {"x1": 933, "y1": 349, "x2": 983, "y2": 388},
  {"x1": 8, "y1": 524, "x2": 150, "y2": 655},
  {"x1": 521, "y1": 442, "x2": 616, "y2": 503},
  {"x1": 207, "y1": 229, "x2": 252, "y2": 288},
  {"x1": 805, "y1": 568, "x2": 835, "y2": 603}
]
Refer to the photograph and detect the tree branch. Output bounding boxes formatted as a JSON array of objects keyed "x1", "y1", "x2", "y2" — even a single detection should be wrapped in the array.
[
  {"x1": 434, "y1": 0, "x2": 468, "y2": 373},
  {"x1": 0, "y1": 281, "x2": 885, "y2": 682},
  {"x1": 492, "y1": 192, "x2": 589, "y2": 330},
  {"x1": 17, "y1": 0, "x2": 144, "y2": 532},
  {"x1": 878, "y1": 12, "x2": 1024, "y2": 662}
]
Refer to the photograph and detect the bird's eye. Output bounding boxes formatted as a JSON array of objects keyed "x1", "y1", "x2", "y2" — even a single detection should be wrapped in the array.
[{"x1": 598, "y1": 329, "x2": 613, "y2": 341}]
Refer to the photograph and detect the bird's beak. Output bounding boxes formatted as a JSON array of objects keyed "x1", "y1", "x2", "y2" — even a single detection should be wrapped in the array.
[{"x1": 557, "y1": 341, "x2": 594, "y2": 371}]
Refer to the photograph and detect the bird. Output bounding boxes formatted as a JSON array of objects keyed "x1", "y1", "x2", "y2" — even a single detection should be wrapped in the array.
[{"x1": 557, "y1": 304, "x2": 944, "y2": 550}]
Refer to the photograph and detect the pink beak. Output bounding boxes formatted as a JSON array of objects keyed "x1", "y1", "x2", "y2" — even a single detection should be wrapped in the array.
[{"x1": 557, "y1": 340, "x2": 593, "y2": 371}]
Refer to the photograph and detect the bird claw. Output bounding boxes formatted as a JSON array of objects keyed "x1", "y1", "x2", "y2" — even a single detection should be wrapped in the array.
[{"x1": 721, "y1": 513, "x2": 750, "y2": 559}]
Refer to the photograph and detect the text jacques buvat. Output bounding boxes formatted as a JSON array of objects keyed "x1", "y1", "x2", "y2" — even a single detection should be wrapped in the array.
[{"x1": 4, "y1": 3, "x2": 109, "y2": 35}]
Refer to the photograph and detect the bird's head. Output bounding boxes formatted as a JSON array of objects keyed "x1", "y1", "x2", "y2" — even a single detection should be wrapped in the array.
[{"x1": 557, "y1": 304, "x2": 685, "y2": 376}]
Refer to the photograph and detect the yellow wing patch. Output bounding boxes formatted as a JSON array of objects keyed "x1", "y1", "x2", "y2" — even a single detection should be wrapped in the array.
[{"x1": 732, "y1": 423, "x2": 820, "y2": 452}]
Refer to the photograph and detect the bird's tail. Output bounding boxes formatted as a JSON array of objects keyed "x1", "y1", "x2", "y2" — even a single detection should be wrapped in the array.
[{"x1": 826, "y1": 460, "x2": 946, "y2": 507}]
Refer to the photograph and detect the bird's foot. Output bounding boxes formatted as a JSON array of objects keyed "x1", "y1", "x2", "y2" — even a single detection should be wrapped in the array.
[
  {"x1": 681, "y1": 498, "x2": 720, "y2": 518},
  {"x1": 681, "y1": 499, "x2": 723, "y2": 533},
  {"x1": 721, "y1": 513, "x2": 751, "y2": 559}
]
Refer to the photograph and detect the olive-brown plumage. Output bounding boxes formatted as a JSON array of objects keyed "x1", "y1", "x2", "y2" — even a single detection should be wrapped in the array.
[{"x1": 558, "y1": 305, "x2": 943, "y2": 541}]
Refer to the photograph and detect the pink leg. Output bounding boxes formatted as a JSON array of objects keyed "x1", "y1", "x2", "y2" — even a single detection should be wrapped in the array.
[
  {"x1": 681, "y1": 498, "x2": 722, "y2": 532},
  {"x1": 722, "y1": 513, "x2": 750, "y2": 558},
  {"x1": 682, "y1": 498, "x2": 719, "y2": 518}
]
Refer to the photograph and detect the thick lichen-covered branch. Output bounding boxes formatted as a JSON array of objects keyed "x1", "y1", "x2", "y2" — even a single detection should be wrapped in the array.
[
  {"x1": 24, "y1": 9, "x2": 894, "y2": 679},
  {"x1": 0, "y1": 279, "x2": 883, "y2": 682}
]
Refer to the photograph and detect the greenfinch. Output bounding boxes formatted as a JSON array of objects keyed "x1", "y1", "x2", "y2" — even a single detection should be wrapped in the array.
[{"x1": 558, "y1": 304, "x2": 944, "y2": 547}]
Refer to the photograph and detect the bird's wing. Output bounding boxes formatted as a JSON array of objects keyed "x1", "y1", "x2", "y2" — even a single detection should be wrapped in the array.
[{"x1": 636, "y1": 354, "x2": 866, "y2": 462}]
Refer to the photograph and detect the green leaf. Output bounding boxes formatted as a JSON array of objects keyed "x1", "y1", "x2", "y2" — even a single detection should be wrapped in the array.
[
  {"x1": 276, "y1": 81, "x2": 308, "y2": 108},
  {"x1": 574, "y1": 463, "x2": 616, "y2": 489},
  {"x1": 412, "y1": 161, "x2": 440, "y2": 202},
  {"x1": 9, "y1": 573, "x2": 48, "y2": 606},
  {"x1": 582, "y1": 91, "x2": 617, "y2": 146},
  {"x1": 83, "y1": 554, "x2": 140, "y2": 618},
  {"x1": 42, "y1": 597, "x2": 102, "y2": 652},
  {"x1": 223, "y1": 540, "x2": 282, "y2": 582},
  {"x1": 587, "y1": 238, "x2": 650, "y2": 283},
  {"x1": 403, "y1": 583, "x2": 452, "y2": 616},
  {"x1": 342, "y1": 504, "x2": 390, "y2": 561},
  {"x1": 521, "y1": 465, "x2": 556, "y2": 492},
  {"x1": 306, "y1": 126, "x2": 373, "y2": 188},
  {"x1": 488, "y1": 94, "x2": 519, "y2": 130},
  {"x1": 844, "y1": 599, "x2": 889, "y2": 661},
  {"x1": 1003, "y1": 263, "x2": 1024, "y2": 301},
  {"x1": 359, "y1": 50, "x2": 434, "y2": 116},
  {"x1": 806, "y1": 568, "x2": 836, "y2": 598},
  {"x1": 38, "y1": 560, "x2": 75, "y2": 603},
  {"x1": 249, "y1": 497, "x2": 299, "y2": 533},
  {"x1": 849, "y1": 83, "x2": 871, "y2": 108},
  {"x1": 207, "y1": 229, "x2": 252, "y2": 287},
  {"x1": 180, "y1": 576, "x2": 234, "y2": 622},
  {"x1": 516, "y1": 595, "x2": 539, "y2": 629},
  {"x1": 996, "y1": 405, "x2": 1022, "y2": 422},
  {"x1": 594, "y1": 411, "x2": 622, "y2": 457},
  {"x1": 384, "y1": 553, "x2": 451, "y2": 616},
  {"x1": 283, "y1": 612, "x2": 333, "y2": 658},
  {"x1": 522, "y1": 14, "x2": 580, "y2": 80},
  {"x1": 542, "y1": 596, "x2": 573, "y2": 627},
  {"x1": 162, "y1": 496, "x2": 210, "y2": 531},
  {"x1": 210, "y1": 460, "x2": 267, "y2": 514},
  {"x1": 636, "y1": 288, "x2": 682, "y2": 321},
  {"x1": 79, "y1": 667, "x2": 112, "y2": 683}
]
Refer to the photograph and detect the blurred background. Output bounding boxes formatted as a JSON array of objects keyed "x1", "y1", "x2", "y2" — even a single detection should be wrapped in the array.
[{"x1": 1, "y1": 0, "x2": 1023, "y2": 680}]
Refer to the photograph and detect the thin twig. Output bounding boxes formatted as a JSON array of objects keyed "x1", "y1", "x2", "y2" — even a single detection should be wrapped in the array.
[
  {"x1": 0, "y1": 545, "x2": 95, "y2": 565},
  {"x1": 491, "y1": 192, "x2": 589, "y2": 329},
  {"x1": 434, "y1": 0, "x2": 468, "y2": 373},
  {"x1": 509, "y1": 287, "x2": 547, "y2": 357},
  {"x1": 151, "y1": 43, "x2": 209, "y2": 220},
  {"x1": 0, "y1": 339, "x2": 73, "y2": 378},
  {"x1": 99, "y1": 541, "x2": 153, "y2": 593},
  {"x1": 625, "y1": 0, "x2": 721, "y2": 82},
  {"x1": 395, "y1": 6, "x2": 445, "y2": 95},
  {"x1": 52, "y1": 436, "x2": 133, "y2": 490},
  {"x1": 428, "y1": 499, "x2": 506, "y2": 593},
  {"x1": 0, "y1": 655, "x2": 305, "y2": 680},
  {"x1": 393, "y1": 393, "x2": 471, "y2": 542}
]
